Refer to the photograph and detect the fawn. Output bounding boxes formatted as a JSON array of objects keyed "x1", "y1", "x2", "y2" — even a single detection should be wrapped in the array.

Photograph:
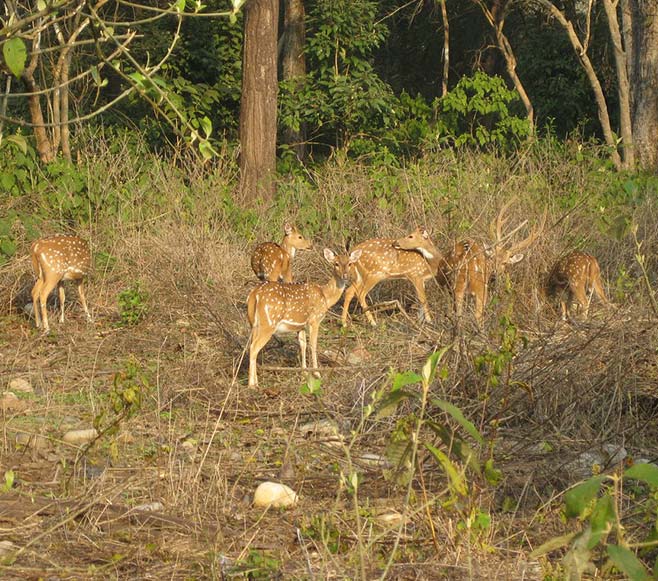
[
  {"x1": 30, "y1": 235, "x2": 92, "y2": 333},
  {"x1": 251, "y1": 223, "x2": 313, "y2": 283},
  {"x1": 247, "y1": 247, "x2": 362, "y2": 387},
  {"x1": 547, "y1": 251, "x2": 608, "y2": 320}
]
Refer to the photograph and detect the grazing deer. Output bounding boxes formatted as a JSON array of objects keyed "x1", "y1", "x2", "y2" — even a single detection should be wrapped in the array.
[
  {"x1": 30, "y1": 235, "x2": 92, "y2": 334},
  {"x1": 251, "y1": 223, "x2": 313, "y2": 283},
  {"x1": 547, "y1": 251, "x2": 608, "y2": 320},
  {"x1": 340, "y1": 236, "x2": 435, "y2": 326},
  {"x1": 395, "y1": 202, "x2": 545, "y2": 324},
  {"x1": 247, "y1": 248, "x2": 362, "y2": 388}
]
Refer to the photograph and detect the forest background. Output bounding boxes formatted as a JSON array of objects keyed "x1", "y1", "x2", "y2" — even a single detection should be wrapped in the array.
[{"x1": 1, "y1": 0, "x2": 658, "y2": 579}]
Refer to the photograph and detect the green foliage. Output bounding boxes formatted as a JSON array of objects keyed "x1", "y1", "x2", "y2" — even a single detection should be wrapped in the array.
[
  {"x1": 474, "y1": 315, "x2": 525, "y2": 390},
  {"x1": 1, "y1": 470, "x2": 15, "y2": 493},
  {"x1": 230, "y1": 549, "x2": 281, "y2": 579},
  {"x1": 301, "y1": 514, "x2": 343, "y2": 554},
  {"x1": 2, "y1": 37, "x2": 27, "y2": 77},
  {"x1": 433, "y1": 72, "x2": 531, "y2": 151},
  {"x1": 531, "y1": 463, "x2": 658, "y2": 579},
  {"x1": 377, "y1": 348, "x2": 497, "y2": 496},
  {"x1": 117, "y1": 282, "x2": 150, "y2": 327}
]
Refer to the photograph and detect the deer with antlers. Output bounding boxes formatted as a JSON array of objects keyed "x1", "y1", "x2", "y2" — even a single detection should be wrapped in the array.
[
  {"x1": 339, "y1": 235, "x2": 436, "y2": 326},
  {"x1": 547, "y1": 251, "x2": 608, "y2": 320},
  {"x1": 247, "y1": 247, "x2": 362, "y2": 388},
  {"x1": 251, "y1": 223, "x2": 313, "y2": 283},
  {"x1": 395, "y1": 201, "x2": 546, "y2": 324},
  {"x1": 30, "y1": 234, "x2": 92, "y2": 334}
]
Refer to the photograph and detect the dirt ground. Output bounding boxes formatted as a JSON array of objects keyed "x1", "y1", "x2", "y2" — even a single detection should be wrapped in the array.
[{"x1": 1, "y1": 223, "x2": 657, "y2": 580}]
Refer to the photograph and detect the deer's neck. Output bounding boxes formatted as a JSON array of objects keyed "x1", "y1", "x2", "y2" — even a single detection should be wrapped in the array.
[
  {"x1": 320, "y1": 277, "x2": 347, "y2": 309},
  {"x1": 415, "y1": 243, "x2": 443, "y2": 275},
  {"x1": 281, "y1": 237, "x2": 295, "y2": 257}
]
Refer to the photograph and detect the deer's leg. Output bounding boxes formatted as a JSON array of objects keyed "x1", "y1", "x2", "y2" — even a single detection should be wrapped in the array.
[
  {"x1": 77, "y1": 279, "x2": 92, "y2": 322},
  {"x1": 591, "y1": 276, "x2": 608, "y2": 305},
  {"x1": 38, "y1": 275, "x2": 59, "y2": 334},
  {"x1": 298, "y1": 329, "x2": 307, "y2": 369},
  {"x1": 355, "y1": 278, "x2": 379, "y2": 326},
  {"x1": 571, "y1": 283, "x2": 588, "y2": 320},
  {"x1": 31, "y1": 277, "x2": 44, "y2": 328},
  {"x1": 453, "y1": 276, "x2": 467, "y2": 320},
  {"x1": 411, "y1": 278, "x2": 432, "y2": 323},
  {"x1": 58, "y1": 283, "x2": 66, "y2": 323},
  {"x1": 475, "y1": 282, "x2": 487, "y2": 326},
  {"x1": 341, "y1": 284, "x2": 357, "y2": 326},
  {"x1": 308, "y1": 321, "x2": 321, "y2": 378},
  {"x1": 248, "y1": 325, "x2": 275, "y2": 387}
]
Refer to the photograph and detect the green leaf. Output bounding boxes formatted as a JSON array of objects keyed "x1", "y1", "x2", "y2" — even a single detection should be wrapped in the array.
[
  {"x1": 421, "y1": 346, "x2": 450, "y2": 385},
  {"x1": 425, "y1": 443, "x2": 467, "y2": 496},
  {"x1": 200, "y1": 116, "x2": 212, "y2": 138},
  {"x1": 564, "y1": 476, "x2": 607, "y2": 519},
  {"x1": 173, "y1": 0, "x2": 185, "y2": 11},
  {"x1": 37, "y1": 0, "x2": 46, "y2": 10},
  {"x1": 431, "y1": 398, "x2": 484, "y2": 445},
  {"x1": 3, "y1": 37, "x2": 27, "y2": 78},
  {"x1": 624, "y1": 463, "x2": 658, "y2": 488},
  {"x1": 529, "y1": 532, "x2": 578, "y2": 558},
  {"x1": 484, "y1": 458, "x2": 502, "y2": 485},
  {"x1": 392, "y1": 370, "x2": 421, "y2": 391},
  {"x1": 606, "y1": 545, "x2": 650, "y2": 581},
  {"x1": 5, "y1": 134, "x2": 28, "y2": 154},
  {"x1": 375, "y1": 388, "x2": 416, "y2": 419},
  {"x1": 590, "y1": 494, "x2": 615, "y2": 537}
]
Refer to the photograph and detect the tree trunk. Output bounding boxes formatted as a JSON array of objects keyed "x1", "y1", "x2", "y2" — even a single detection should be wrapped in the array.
[
  {"x1": 281, "y1": 0, "x2": 307, "y2": 160},
  {"x1": 602, "y1": 0, "x2": 634, "y2": 169},
  {"x1": 23, "y1": 25, "x2": 54, "y2": 164},
  {"x1": 239, "y1": 0, "x2": 280, "y2": 203},
  {"x1": 439, "y1": 0, "x2": 449, "y2": 96},
  {"x1": 625, "y1": 0, "x2": 658, "y2": 171},
  {"x1": 481, "y1": 0, "x2": 508, "y2": 75}
]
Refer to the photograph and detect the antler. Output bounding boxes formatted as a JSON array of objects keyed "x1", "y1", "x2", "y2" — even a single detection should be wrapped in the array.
[{"x1": 506, "y1": 207, "x2": 547, "y2": 256}]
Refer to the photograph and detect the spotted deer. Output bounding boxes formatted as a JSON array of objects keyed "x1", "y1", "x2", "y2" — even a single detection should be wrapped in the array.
[
  {"x1": 30, "y1": 235, "x2": 92, "y2": 334},
  {"x1": 395, "y1": 202, "x2": 545, "y2": 324},
  {"x1": 247, "y1": 248, "x2": 362, "y2": 387},
  {"x1": 251, "y1": 224, "x2": 313, "y2": 283},
  {"x1": 547, "y1": 251, "x2": 608, "y2": 320},
  {"x1": 340, "y1": 236, "x2": 436, "y2": 326}
]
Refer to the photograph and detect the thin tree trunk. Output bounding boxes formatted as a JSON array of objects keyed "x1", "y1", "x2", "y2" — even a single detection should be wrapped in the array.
[
  {"x1": 533, "y1": 0, "x2": 622, "y2": 169},
  {"x1": 602, "y1": 0, "x2": 634, "y2": 169},
  {"x1": 281, "y1": 0, "x2": 306, "y2": 160},
  {"x1": 439, "y1": 0, "x2": 449, "y2": 96},
  {"x1": 23, "y1": 24, "x2": 54, "y2": 163},
  {"x1": 477, "y1": 0, "x2": 534, "y2": 131},
  {"x1": 481, "y1": 0, "x2": 508, "y2": 75},
  {"x1": 239, "y1": 0, "x2": 280, "y2": 202}
]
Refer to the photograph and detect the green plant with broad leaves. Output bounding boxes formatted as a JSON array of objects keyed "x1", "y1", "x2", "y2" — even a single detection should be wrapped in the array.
[
  {"x1": 377, "y1": 347, "x2": 501, "y2": 496},
  {"x1": 432, "y1": 71, "x2": 532, "y2": 151},
  {"x1": 531, "y1": 463, "x2": 658, "y2": 580},
  {"x1": 117, "y1": 282, "x2": 150, "y2": 327}
]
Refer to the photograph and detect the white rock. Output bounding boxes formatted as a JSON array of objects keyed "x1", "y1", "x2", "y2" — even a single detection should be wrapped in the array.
[
  {"x1": 253, "y1": 481, "x2": 299, "y2": 509},
  {"x1": 9, "y1": 377, "x2": 33, "y2": 393},
  {"x1": 0, "y1": 540, "x2": 17, "y2": 557},
  {"x1": 357, "y1": 453, "x2": 391, "y2": 468},
  {"x1": 62, "y1": 428, "x2": 98, "y2": 445},
  {"x1": 134, "y1": 501, "x2": 164, "y2": 512},
  {"x1": 16, "y1": 432, "x2": 49, "y2": 451},
  {"x1": 375, "y1": 511, "x2": 405, "y2": 527},
  {"x1": 299, "y1": 419, "x2": 340, "y2": 437}
]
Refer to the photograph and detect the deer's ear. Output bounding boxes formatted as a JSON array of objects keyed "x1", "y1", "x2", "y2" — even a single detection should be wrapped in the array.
[
  {"x1": 484, "y1": 244, "x2": 495, "y2": 258},
  {"x1": 323, "y1": 248, "x2": 337, "y2": 262},
  {"x1": 349, "y1": 249, "x2": 363, "y2": 263},
  {"x1": 284, "y1": 223, "x2": 293, "y2": 236},
  {"x1": 421, "y1": 228, "x2": 430, "y2": 239},
  {"x1": 508, "y1": 253, "x2": 525, "y2": 264}
]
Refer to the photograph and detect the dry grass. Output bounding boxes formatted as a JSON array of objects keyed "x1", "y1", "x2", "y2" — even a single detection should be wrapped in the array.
[{"x1": 1, "y1": 143, "x2": 657, "y2": 579}]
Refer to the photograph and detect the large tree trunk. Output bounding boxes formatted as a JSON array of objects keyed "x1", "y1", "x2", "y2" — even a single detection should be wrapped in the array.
[
  {"x1": 239, "y1": 0, "x2": 280, "y2": 203},
  {"x1": 625, "y1": 0, "x2": 658, "y2": 171},
  {"x1": 281, "y1": 0, "x2": 306, "y2": 160}
]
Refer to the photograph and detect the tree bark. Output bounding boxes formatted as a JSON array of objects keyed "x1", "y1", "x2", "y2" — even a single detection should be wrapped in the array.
[
  {"x1": 23, "y1": 24, "x2": 54, "y2": 164},
  {"x1": 281, "y1": 0, "x2": 306, "y2": 160},
  {"x1": 477, "y1": 0, "x2": 534, "y2": 131},
  {"x1": 533, "y1": 0, "x2": 622, "y2": 169},
  {"x1": 239, "y1": 0, "x2": 280, "y2": 202},
  {"x1": 602, "y1": 0, "x2": 634, "y2": 169},
  {"x1": 439, "y1": 0, "x2": 449, "y2": 96},
  {"x1": 625, "y1": 0, "x2": 658, "y2": 171}
]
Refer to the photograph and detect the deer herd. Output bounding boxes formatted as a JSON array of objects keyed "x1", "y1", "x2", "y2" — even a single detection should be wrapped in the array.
[{"x1": 28, "y1": 202, "x2": 610, "y2": 388}]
